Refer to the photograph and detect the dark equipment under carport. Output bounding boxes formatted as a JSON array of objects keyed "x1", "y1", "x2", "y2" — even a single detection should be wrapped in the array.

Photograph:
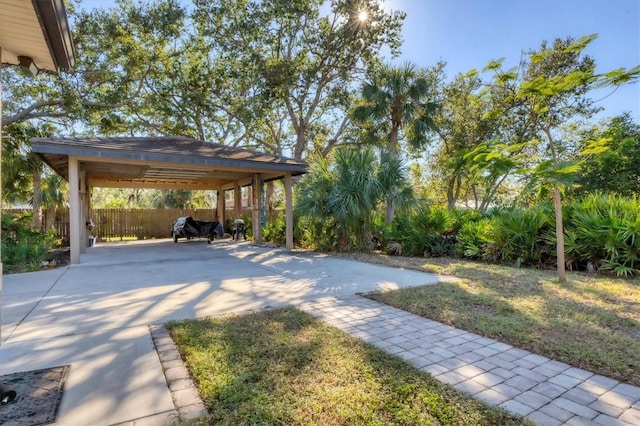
[{"x1": 171, "y1": 217, "x2": 224, "y2": 244}]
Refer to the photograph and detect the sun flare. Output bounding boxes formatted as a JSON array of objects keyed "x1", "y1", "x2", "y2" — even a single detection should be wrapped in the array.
[{"x1": 358, "y1": 10, "x2": 368, "y2": 22}]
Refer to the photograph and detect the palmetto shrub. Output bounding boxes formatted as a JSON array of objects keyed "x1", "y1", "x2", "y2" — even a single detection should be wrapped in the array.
[
  {"x1": 380, "y1": 206, "x2": 481, "y2": 257},
  {"x1": 418, "y1": 207, "x2": 468, "y2": 257},
  {"x1": 263, "y1": 217, "x2": 286, "y2": 245},
  {"x1": 456, "y1": 206, "x2": 553, "y2": 267},
  {"x1": 297, "y1": 152, "x2": 640, "y2": 275},
  {"x1": 295, "y1": 147, "x2": 382, "y2": 252},
  {"x1": 490, "y1": 206, "x2": 554, "y2": 267},
  {"x1": 457, "y1": 218, "x2": 493, "y2": 259},
  {"x1": 457, "y1": 195, "x2": 640, "y2": 275},
  {"x1": 379, "y1": 211, "x2": 424, "y2": 256},
  {"x1": 564, "y1": 193, "x2": 640, "y2": 276}
]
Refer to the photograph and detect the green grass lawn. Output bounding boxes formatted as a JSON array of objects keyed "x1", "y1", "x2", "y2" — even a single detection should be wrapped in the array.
[
  {"x1": 167, "y1": 308, "x2": 527, "y2": 425},
  {"x1": 341, "y1": 253, "x2": 640, "y2": 387}
]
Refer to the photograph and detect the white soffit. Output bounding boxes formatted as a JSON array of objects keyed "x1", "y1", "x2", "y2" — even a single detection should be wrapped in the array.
[{"x1": 0, "y1": 0, "x2": 58, "y2": 72}]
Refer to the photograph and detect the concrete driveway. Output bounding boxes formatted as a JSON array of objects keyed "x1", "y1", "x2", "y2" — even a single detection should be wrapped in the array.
[{"x1": 0, "y1": 239, "x2": 443, "y2": 425}]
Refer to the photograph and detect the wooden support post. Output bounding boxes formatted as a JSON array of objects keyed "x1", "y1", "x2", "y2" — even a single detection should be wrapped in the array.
[
  {"x1": 217, "y1": 189, "x2": 225, "y2": 224},
  {"x1": 69, "y1": 156, "x2": 80, "y2": 264},
  {"x1": 234, "y1": 182, "x2": 242, "y2": 219},
  {"x1": 252, "y1": 174, "x2": 262, "y2": 243},
  {"x1": 285, "y1": 173, "x2": 294, "y2": 249},
  {"x1": 80, "y1": 167, "x2": 87, "y2": 253}
]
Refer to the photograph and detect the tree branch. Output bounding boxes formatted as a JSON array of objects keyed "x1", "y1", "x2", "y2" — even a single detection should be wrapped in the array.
[{"x1": 3, "y1": 61, "x2": 154, "y2": 127}]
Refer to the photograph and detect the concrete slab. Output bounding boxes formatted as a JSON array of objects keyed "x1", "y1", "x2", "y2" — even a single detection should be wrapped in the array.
[
  {"x1": 1, "y1": 268, "x2": 68, "y2": 340},
  {"x1": 0, "y1": 239, "x2": 443, "y2": 425}
]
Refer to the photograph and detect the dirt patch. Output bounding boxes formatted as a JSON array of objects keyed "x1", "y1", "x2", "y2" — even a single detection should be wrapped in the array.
[{"x1": 0, "y1": 365, "x2": 70, "y2": 426}]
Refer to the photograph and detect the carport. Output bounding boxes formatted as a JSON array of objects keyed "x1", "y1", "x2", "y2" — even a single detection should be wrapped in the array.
[{"x1": 31, "y1": 136, "x2": 307, "y2": 263}]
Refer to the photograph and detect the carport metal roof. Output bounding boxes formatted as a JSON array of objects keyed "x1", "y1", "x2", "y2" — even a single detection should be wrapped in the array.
[{"x1": 31, "y1": 136, "x2": 307, "y2": 189}]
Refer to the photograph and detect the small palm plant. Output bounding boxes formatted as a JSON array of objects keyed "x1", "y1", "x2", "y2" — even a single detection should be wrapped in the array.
[
  {"x1": 564, "y1": 194, "x2": 640, "y2": 276},
  {"x1": 296, "y1": 146, "x2": 385, "y2": 252}
]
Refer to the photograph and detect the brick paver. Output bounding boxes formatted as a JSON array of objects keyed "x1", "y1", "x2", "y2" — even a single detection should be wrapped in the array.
[
  {"x1": 298, "y1": 296, "x2": 640, "y2": 425},
  {"x1": 149, "y1": 325, "x2": 207, "y2": 422}
]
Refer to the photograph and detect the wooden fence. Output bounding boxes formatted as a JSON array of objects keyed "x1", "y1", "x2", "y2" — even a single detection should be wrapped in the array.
[
  {"x1": 5, "y1": 207, "x2": 285, "y2": 242},
  {"x1": 92, "y1": 208, "x2": 219, "y2": 240}
]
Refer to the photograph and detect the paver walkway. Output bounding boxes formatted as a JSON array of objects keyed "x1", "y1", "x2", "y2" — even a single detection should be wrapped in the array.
[{"x1": 299, "y1": 296, "x2": 640, "y2": 426}]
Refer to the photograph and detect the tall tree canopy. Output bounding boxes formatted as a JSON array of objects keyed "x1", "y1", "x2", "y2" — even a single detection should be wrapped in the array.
[
  {"x1": 429, "y1": 72, "x2": 526, "y2": 211},
  {"x1": 2, "y1": 0, "x2": 405, "y2": 214},
  {"x1": 575, "y1": 113, "x2": 640, "y2": 197},
  {"x1": 2, "y1": 0, "x2": 186, "y2": 131},
  {"x1": 3, "y1": 0, "x2": 405, "y2": 159},
  {"x1": 191, "y1": 0, "x2": 405, "y2": 158}
]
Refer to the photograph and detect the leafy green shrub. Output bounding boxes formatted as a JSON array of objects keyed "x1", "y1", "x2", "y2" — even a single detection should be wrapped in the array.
[
  {"x1": 2, "y1": 212, "x2": 56, "y2": 273},
  {"x1": 458, "y1": 195, "x2": 640, "y2": 275},
  {"x1": 295, "y1": 147, "x2": 383, "y2": 252},
  {"x1": 296, "y1": 160, "x2": 640, "y2": 276},
  {"x1": 378, "y1": 207, "x2": 478, "y2": 257},
  {"x1": 490, "y1": 206, "x2": 553, "y2": 267},
  {"x1": 564, "y1": 193, "x2": 640, "y2": 276},
  {"x1": 295, "y1": 215, "x2": 339, "y2": 251},
  {"x1": 416, "y1": 207, "x2": 458, "y2": 257},
  {"x1": 456, "y1": 218, "x2": 493, "y2": 259},
  {"x1": 263, "y1": 217, "x2": 286, "y2": 245},
  {"x1": 378, "y1": 211, "x2": 422, "y2": 256},
  {"x1": 457, "y1": 206, "x2": 553, "y2": 267}
]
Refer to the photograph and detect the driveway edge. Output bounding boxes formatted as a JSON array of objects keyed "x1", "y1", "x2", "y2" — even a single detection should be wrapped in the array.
[{"x1": 149, "y1": 325, "x2": 208, "y2": 423}]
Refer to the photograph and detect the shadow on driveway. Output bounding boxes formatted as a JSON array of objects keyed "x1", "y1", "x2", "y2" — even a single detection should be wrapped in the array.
[{"x1": 0, "y1": 239, "x2": 442, "y2": 424}]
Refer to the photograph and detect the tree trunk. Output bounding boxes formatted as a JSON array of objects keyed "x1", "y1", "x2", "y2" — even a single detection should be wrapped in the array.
[
  {"x1": 385, "y1": 126, "x2": 400, "y2": 224},
  {"x1": 293, "y1": 126, "x2": 305, "y2": 159},
  {"x1": 389, "y1": 125, "x2": 399, "y2": 156},
  {"x1": 265, "y1": 181, "x2": 275, "y2": 214},
  {"x1": 472, "y1": 185, "x2": 479, "y2": 210},
  {"x1": 446, "y1": 175, "x2": 461, "y2": 211},
  {"x1": 447, "y1": 192, "x2": 456, "y2": 211},
  {"x1": 385, "y1": 194, "x2": 395, "y2": 225},
  {"x1": 553, "y1": 188, "x2": 567, "y2": 282},
  {"x1": 543, "y1": 127, "x2": 566, "y2": 283}
]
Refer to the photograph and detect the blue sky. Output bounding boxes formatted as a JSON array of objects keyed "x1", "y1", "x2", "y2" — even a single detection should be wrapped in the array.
[{"x1": 383, "y1": 0, "x2": 639, "y2": 119}]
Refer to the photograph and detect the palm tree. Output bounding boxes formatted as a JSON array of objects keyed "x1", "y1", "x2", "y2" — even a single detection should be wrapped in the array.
[
  {"x1": 352, "y1": 62, "x2": 440, "y2": 223},
  {"x1": 41, "y1": 174, "x2": 68, "y2": 231},
  {"x1": 377, "y1": 150, "x2": 416, "y2": 217},
  {"x1": 296, "y1": 146, "x2": 382, "y2": 251},
  {"x1": 2, "y1": 123, "x2": 53, "y2": 230}
]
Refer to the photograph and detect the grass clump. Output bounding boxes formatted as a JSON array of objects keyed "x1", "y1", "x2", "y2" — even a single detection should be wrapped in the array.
[
  {"x1": 346, "y1": 253, "x2": 640, "y2": 387},
  {"x1": 168, "y1": 307, "x2": 526, "y2": 425}
]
